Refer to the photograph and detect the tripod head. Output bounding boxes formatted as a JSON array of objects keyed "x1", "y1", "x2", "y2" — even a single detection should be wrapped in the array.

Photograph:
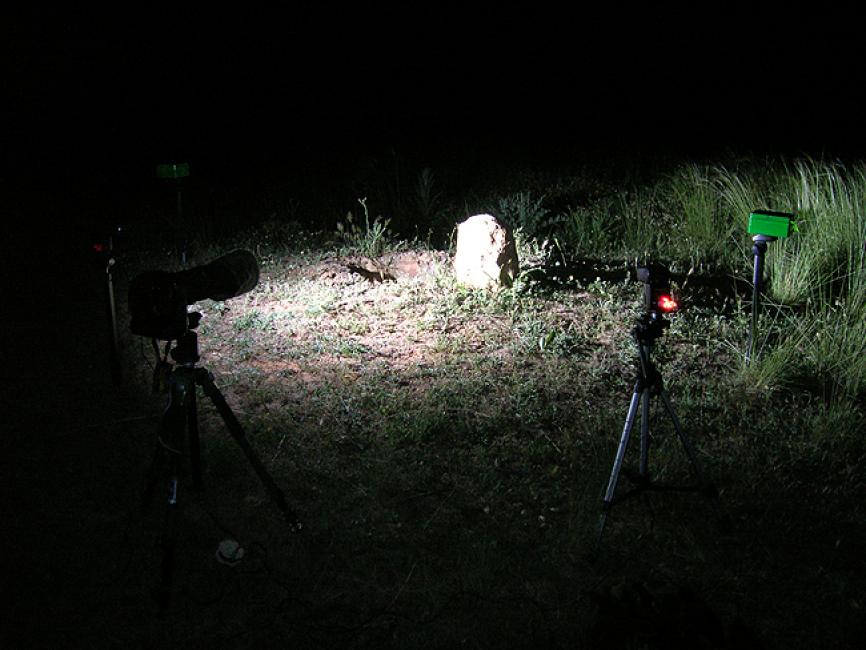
[
  {"x1": 170, "y1": 312, "x2": 202, "y2": 365},
  {"x1": 633, "y1": 311, "x2": 670, "y2": 347},
  {"x1": 148, "y1": 311, "x2": 203, "y2": 394}
]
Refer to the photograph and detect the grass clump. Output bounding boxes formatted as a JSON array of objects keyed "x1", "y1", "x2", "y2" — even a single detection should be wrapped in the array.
[
  {"x1": 663, "y1": 164, "x2": 735, "y2": 267},
  {"x1": 713, "y1": 159, "x2": 866, "y2": 304}
]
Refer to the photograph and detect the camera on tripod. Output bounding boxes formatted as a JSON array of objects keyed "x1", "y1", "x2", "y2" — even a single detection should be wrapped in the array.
[
  {"x1": 595, "y1": 261, "x2": 724, "y2": 554},
  {"x1": 128, "y1": 249, "x2": 259, "y2": 341},
  {"x1": 129, "y1": 249, "x2": 300, "y2": 611},
  {"x1": 634, "y1": 263, "x2": 678, "y2": 344}
]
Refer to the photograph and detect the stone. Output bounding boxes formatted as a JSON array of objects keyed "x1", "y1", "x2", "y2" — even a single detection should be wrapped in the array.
[{"x1": 453, "y1": 214, "x2": 519, "y2": 289}]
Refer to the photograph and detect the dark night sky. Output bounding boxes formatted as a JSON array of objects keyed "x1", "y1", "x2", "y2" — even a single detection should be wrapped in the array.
[{"x1": 3, "y1": 6, "x2": 866, "y2": 189}]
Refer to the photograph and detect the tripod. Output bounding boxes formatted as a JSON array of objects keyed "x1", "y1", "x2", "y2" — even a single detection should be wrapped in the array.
[
  {"x1": 142, "y1": 317, "x2": 301, "y2": 612},
  {"x1": 595, "y1": 311, "x2": 724, "y2": 552}
]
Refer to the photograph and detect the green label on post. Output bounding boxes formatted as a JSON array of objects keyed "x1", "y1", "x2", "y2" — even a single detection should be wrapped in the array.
[
  {"x1": 748, "y1": 210, "x2": 795, "y2": 238},
  {"x1": 156, "y1": 162, "x2": 190, "y2": 179}
]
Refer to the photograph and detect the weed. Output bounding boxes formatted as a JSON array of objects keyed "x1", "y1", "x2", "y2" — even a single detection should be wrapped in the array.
[
  {"x1": 336, "y1": 197, "x2": 397, "y2": 257},
  {"x1": 234, "y1": 309, "x2": 277, "y2": 331}
]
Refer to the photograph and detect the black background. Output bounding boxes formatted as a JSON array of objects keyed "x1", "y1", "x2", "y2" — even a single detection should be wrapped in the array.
[{"x1": 4, "y1": 6, "x2": 866, "y2": 185}]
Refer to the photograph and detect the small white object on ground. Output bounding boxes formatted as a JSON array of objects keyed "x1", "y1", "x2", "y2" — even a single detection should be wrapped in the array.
[{"x1": 215, "y1": 539, "x2": 245, "y2": 566}]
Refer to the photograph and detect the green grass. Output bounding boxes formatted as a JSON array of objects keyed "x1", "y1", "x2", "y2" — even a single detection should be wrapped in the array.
[{"x1": 664, "y1": 163, "x2": 736, "y2": 267}]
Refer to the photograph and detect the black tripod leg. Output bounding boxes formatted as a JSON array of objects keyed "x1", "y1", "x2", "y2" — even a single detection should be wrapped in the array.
[
  {"x1": 155, "y1": 375, "x2": 189, "y2": 614},
  {"x1": 198, "y1": 370, "x2": 302, "y2": 530},
  {"x1": 187, "y1": 385, "x2": 203, "y2": 490},
  {"x1": 658, "y1": 389, "x2": 730, "y2": 530},
  {"x1": 140, "y1": 443, "x2": 165, "y2": 513},
  {"x1": 639, "y1": 387, "x2": 651, "y2": 479},
  {"x1": 748, "y1": 243, "x2": 765, "y2": 366},
  {"x1": 595, "y1": 381, "x2": 642, "y2": 553},
  {"x1": 158, "y1": 469, "x2": 180, "y2": 616},
  {"x1": 141, "y1": 374, "x2": 186, "y2": 510},
  {"x1": 657, "y1": 390, "x2": 708, "y2": 486}
]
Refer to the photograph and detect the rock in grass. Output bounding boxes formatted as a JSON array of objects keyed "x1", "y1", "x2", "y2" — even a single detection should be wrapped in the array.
[{"x1": 453, "y1": 214, "x2": 519, "y2": 289}]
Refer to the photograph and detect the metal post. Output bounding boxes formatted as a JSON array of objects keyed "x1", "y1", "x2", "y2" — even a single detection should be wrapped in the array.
[
  {"x1": 176, "y1": 180, "x2": 187, "y2": 266},
  {"x1": 104, "y1": 236, "x2": 122, "y2": 386},
  {"x1": 747, "y1": 235, "x2": 775, "y2": 365}
]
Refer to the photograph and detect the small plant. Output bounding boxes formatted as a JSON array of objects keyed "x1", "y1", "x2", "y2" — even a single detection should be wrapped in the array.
[
  {"x1": 234, "y1": 309, "x2": 277, "y2": 331},
  {"x1": 336, "y1": 197, "x2": 394, "y2": 257}
]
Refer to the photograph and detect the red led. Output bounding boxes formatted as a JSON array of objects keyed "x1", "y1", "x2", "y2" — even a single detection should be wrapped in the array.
[
  {"x1": 92, "y1": 243, "x2": 105, "y2": 253},
  {"x1": 658, "y1": 295, "x2": 678, "y2": 312}
]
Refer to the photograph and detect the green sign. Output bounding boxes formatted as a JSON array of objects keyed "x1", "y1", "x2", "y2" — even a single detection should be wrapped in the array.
[
  {"x1": 748, "y1": 210, "x2": 796, "y2": 239},
  {"x1": 156, "y1": 162, "x2": 190, "y2": 179}
]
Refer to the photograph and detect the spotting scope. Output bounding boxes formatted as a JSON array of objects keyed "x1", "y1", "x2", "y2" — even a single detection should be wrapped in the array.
[{"x1": 129, "y1": 249, "x2": 259, "y2": 340}]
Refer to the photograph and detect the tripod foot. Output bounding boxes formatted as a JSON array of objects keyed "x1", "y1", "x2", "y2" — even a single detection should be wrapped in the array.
[
  {"x1": 198, "y1": 369, "x2": 303, "y2": 532},
  {"x1": 591, "y1": 506, "x2": 612, "y2": 561}
]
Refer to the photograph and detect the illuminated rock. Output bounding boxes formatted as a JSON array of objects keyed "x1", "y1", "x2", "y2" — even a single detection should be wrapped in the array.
[{"x1": 453, "y1": 214, "x2": 519, "y2": 289}]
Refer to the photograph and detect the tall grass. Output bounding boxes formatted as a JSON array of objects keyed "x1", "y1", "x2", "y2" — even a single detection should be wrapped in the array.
[
  {"x1": 413, "y1": 167, "x2": 442, "y2": 222},
  {"x1": 804, "y1": 289, "x2": 866, "y2": 401},
  {"x1": 711, "y1": 159, "x2": 866, "y2": 404},
  {"x1": 615, "y1": 188, "x2": 664, "y2": 259},
  {"x1": 743, "y1": 286, "x2": 866, "y2": 406},
  {"x1": 714, "y1": 159, "x2": 866, "y2": 305},
  {"x1": 664, "y1": 164, "x2": 739, "y2": 268},
  {"x1": 562, "y1": 199, "x2": 617, "y2": 256},
  {"x1": 559, "y1": 189, "x2": 665, "y2": 261}
]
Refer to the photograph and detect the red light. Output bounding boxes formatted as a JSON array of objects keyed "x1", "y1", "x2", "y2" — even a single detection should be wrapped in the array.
[
  {"x1": 658, "y1": 294, "x2": 678, "y2": 312},
  {"x1": 92, "y1": 243, "x2": 105, "y2": 253}
]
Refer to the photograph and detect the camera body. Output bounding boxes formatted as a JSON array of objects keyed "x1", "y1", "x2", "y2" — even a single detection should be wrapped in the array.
[
  {"x1": 636, "y1": 264, "x2": 678, "y2": 315},
  {"x1": 129, "y1": 271, "x2": 193, "y2": 340}
]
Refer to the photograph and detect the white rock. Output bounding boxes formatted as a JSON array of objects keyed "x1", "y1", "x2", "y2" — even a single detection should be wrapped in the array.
[{"x1": 453, "y1": 214, "x2": 519, "y2": 289}]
